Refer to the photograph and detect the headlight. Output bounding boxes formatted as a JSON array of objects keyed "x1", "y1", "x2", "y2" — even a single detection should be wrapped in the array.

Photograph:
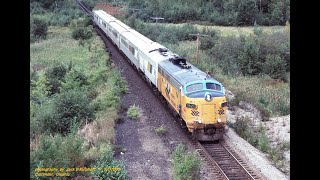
[
  {"x1": 186, "y1": 103, "x2": 196, "y2": 108},
  {"x1": 217, "y1": 118, "x2": 221, "y2": 122},
  {"x1": 220, "y1": 102, "x2": 228, "y2": 108}
]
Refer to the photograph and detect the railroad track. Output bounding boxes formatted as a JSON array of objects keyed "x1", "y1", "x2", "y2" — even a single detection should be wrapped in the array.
[
  {"x1": 75, "y1": 0, "x2": 93, "y2": 17},
  {"x1": 192, "y1": 139, "x2": 264, "y2": 180}
]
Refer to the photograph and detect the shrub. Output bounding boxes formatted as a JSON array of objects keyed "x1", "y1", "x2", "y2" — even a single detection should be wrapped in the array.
[
  {"x1": 257, "y1": 124, "x2": 270, "y2": 153},
  {"x1": 30, "y1": 134, "x2": 85, "y2": 178},
  {"x1": 155, "y1": 125, "x2": 166, "y2": 136},
  {"x1": 237, "y1": 36, "x2": 262, "y2": 76},
  {"x1": 91, "y1": 143, "x2": 128, "y2": 179},
  {"x1": 34, "y1": 88, "x2": 94, "y2": 134},
  {"x1": 72, "y1": 27, "x2": 93, "y2": 40},
  {"x1": 60, "y1": 68, "x2": 88, "y2": 92},
  {"x1": 127, "y1": 104, "x2": 140, "y2": 120},
  {"x1": 263, "y1": 54, "x2": 287, "y2": 81},
  {"x1": 230, "y1": 117, "x2": 253, "y2": 140},
  {"x1": 171, "y1": 144, "x2": 200, "y2": 180},
  {"x1": 30, "y1": 16, "x2": 48, "y2": 40},
  {"x1": 30, "y1": 71, "x2": 51, "y2": 104},
  {"x1": 45, "y1": 64, "x2": 68, "y2": 95},
  {"x1": 199, "y1": 27, "x2": 218, "y2": 50},
  {"x1": 52, "y1": 88, "x2": 94, "y2": 134}
]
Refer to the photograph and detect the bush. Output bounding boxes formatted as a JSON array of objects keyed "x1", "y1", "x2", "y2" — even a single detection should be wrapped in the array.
[
  {"x1": 45, "y1": 64, "x2": 68, "y2": 95},
  {"x1": 52, "y1": 88, "x2": 94, "y2": 134},
  {"x1": 72, "y1": 27, "x2": 93, "y2": 40},
  {"x1": 263, "y1": 54, "x2": 287, "y2": 81},
  {"x1": 199, "y1": 27, "x2": 218, "y2": 50},
  {"x1": 30, "y1": 71, "x2": 51, "y2": 104},
  {"x1": 230, "y1": 117, "x2": 253, "y2": 140},
  {"x1": 60, "y1": 68, "x2": 88, "y2": 92},
  {"x1": 237, "y1": 36, "x2": 262, "y2": 76},
  {"x1": 30, "y1": 134, "x2": 85, "y2": 178},
  {"x1": 171, "y1": 144, "x2": 200, "y2": 180},
  {"x1": 30, "y1": 16, "x2": 48, "y2": 40},
  {"x1": 34, "y1": 88, "x2": 94, "y2": 134},
  {"x1": 257, "y1": 125, "x2": 270, "y2": 153},
  {"x1": 127, "y1": 104, "x2": 140, "y2": 120},
  {"x1": 91, "y1": 143, "x2": 128, "y2": 179},
  {"x1": 155, "y1": 125, "x2": 166, "y2": 136}
]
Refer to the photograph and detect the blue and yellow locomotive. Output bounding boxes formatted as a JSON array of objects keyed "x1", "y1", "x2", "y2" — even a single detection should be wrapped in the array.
[{"x1": 93, "y1": 10, "x2": 227, "y2": 141}]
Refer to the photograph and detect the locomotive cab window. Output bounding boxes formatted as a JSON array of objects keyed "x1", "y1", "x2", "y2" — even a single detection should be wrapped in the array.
[
  {"x1": 186, "y1": 83, "x2": 203, "y2": 92},
  {"x1": 206, "y1": 83, "x2": 221, "y2": 91}
]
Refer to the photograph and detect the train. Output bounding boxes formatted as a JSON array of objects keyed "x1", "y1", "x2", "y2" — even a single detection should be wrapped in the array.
[{"x1": 92, "y1": 9, "x2": 227, "y2": 141}]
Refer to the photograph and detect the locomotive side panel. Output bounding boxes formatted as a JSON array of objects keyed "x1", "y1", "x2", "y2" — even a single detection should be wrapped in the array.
[{"x1": 158, "y1": 66, "x2": 181, "y2": 113}]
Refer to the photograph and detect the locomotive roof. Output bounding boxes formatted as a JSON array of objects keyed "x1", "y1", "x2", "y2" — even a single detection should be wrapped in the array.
[{"x1": 159, "y1": 59, "x2": 220, "y2": 86}]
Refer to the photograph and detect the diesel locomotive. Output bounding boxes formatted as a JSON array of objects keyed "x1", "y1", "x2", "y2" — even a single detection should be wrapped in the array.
[{"x1": 93, "y1": 10, "x2": 227, "y2": 141}]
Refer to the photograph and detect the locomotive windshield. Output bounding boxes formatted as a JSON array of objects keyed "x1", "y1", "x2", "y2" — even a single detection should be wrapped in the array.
[
  {"x1": 186, "y1": 83, "x2": 203, "y2": 92},
  {"x1": 184, "y1": 81, "x2": 224, "y2": 98},
  {"x1": 206, "y1": 83, "x2": 221, "y2": 91}
]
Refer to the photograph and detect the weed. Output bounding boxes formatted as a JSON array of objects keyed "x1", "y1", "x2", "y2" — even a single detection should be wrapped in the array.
[
  {"x1": 127, "y1": 104, "x2": 140, "y2": 120},
  {"x1": 155, "y1": 125, "x2": 166, "y2": 136},
  {"x1": 171, "y1": 144, "x2": 200, "y2": 180}
]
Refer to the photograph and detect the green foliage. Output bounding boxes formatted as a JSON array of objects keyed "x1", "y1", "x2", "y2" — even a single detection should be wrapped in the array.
[
  {"x1": 155, "y1": 125, "x2": 166, "y2": 136},
  {"x1": 127, "y1": 104, "x2": 140, "y2": 120},
  {"x1": 52, "y1": 88, "x2": 94, "y2": 134},
  {"x1": 257, "y1": 124, "x2": 270, "y2": 153},
  {"x1": 128, "y1": 0, "x2": 290, "y2": 26},
  {"x1": 237, "y1": 36, "x2": 262, "y2": 76},
  {"x1": 72, "y1": 27, "x2": 93, "y2": 40},
  {"x1": 134, "y1": 22, "x2": 219, "y2": 46},
  {"x1": 110, "y1": 70, "x2": 128, "y2": 94},
  {"x1": 263, "y1": 54, "x2": 287, "y2": 81},
  {"x1": 236, "y1": 0, "x2": 258, "y2": 26},
  {"x1": 30, "y1": 16, "x2": 48, "y2": 41},
  {"x1": 230, "y1": 117, "x2": 253, "y2": 139},
  {"x1": 30, "y1": 134, "x2": 85, "y2": 178},
  {"x1": 33, "y1": 88, "x2": 94, "y2": 134},
  {"x1": 126, "y1": 14, "x2": 137, "y2": 29},
  {"x1": 81, "y1": 0, "x2": 95, "y2": 10},
  {"x1": 171, "y1": 144, "x2": 200, "y2": 180},
  {"x1": 30, "y1": 71, "x2": 51, "y2": 104},
  {"x1": 60, "y1": 68, "x2": 88, "y2": 92},
  {"x1": 209, "y1": 36, "x2": 242, "y2": 75},
  {"x1": 199, "y1": 27, "x2": 218, "y2": 50},
  {"x1": 91, "y1": 143, "x2": 128, "y2": 179},
  {"x1": 270, "y1": 0, "x2": 290, "y2": 25},
  {"x1": 45, "y1": 64, "x2": 68, "y2": 95}
]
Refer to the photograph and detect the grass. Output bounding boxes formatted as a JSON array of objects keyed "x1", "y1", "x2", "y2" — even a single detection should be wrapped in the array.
[
  {"x1": 171, "y1": 144, "x2": 200, "y2": 180},
  {"x1": 127, "y1": 104, "x2": 140, "y2": 120},
  {"x1": 149, "y1": 22, "x2": 285, "y2": 37}
]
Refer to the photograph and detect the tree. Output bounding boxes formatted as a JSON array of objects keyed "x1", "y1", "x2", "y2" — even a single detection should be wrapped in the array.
[{"x1": 236, "y1": 0, "x2": 258, "y2": 26}]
